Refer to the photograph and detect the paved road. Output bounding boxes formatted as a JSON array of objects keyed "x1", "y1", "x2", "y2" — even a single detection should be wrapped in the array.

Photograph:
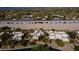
[{"x1": 0, "y1": 20, "x2": 79, "y2": 30}]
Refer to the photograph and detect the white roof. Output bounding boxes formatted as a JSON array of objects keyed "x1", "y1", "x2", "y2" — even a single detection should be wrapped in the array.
[
  {"x1": 33, "y1": 32, "x2": 43, "y2": 37},
  {"x1": 61, "y1": 37, "x2": 69, "y2": 41},
  {"x1": 17, "y1": 34, "x2": 23, "y2": 36},
  {"x1": 34, "y1": 30, "x2": 38, "y2": 34},
  {"x1": 61, "y1": 33, "x2": 69, "y2": 38},
  {"x1": 32, "y1": 36, "x2": 38, "y2": 39},
  {"x1": 36, "y1": 33, "x2": 40, "y2": 36},
  {"x1": 13, "y1": 35, "x2": 22, "y2": 41},
  {"x1": 44, "y1": 16, "x2": 48, "y2": 18},
  {"x1": 48, "y1": 31, "x2": 53, "y2": 34},
  {"x1": 49, "y1": 33, "x2": 55, "y2": 36},
  {"x1": 31, "y1": 33, "x2": 34, "y2": 35},
  {"x1": 29, "y1": 15, "x2": 33, "y2": 17},
  {"x1": 12, "y1": 32, "x2": 23, "y2": 41},
  {"x1": 55, "y1": 34, "x2": 62, "y2": 39},
  {"x1": 12, "y1": 32, "x2": 23, "y2": 34},
  {"x1": 0, "y1": 32, "x2": 4, "y2": 35},
  {"x1": 31, "y1": 30, "x2": 69, "y2": 41},
  {"x1": 32, "y1": 30, "x2": 44, "y2": 40},
  {"x1": 54, "y1": 31, "x2": 58, "y2": 34},
  {"x1": 39, "y1": 30, "x2": 44, "y2": 35},
  {"x1": 57, "y1": 31, "x2": 65, "y2": 34},
  {"x1": 49, "y1": 32, "x2": 55, "y2": 36},
  {"x1": 16, "y1": 37, "x2": 22, "y2": 41},
  {"x1": 77, "y1": 31, "x2": 79, "y2": 35},
  {"x1": 32, "y1": 30, "x2": 44, "y2": 37},
  {"x1": 49, "y1": 36, "x2": 56, "y2": 39}
]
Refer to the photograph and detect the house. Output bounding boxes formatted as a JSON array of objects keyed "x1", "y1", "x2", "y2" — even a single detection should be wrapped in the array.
[
  {"x1": 76, "y1": 31, "x2": 79, "y2": 38},
  {"x1": 44, "y1": 16, "x2": 48, "y2": 18},
  {"x1": 48, "y1": 31, "x2": 56, "y2": 40},
  {"x1": 56, "y1": 31, "x2": 69, "y2": 41},
  {"x1": 61, "y1": 32, "x2": 69, "y2": 41},
  {"x1": 61, "y1": 37, "x2": 69, "y2": 42},
  {"x1": 0, "y1": 32, "x2": 4, "y2": 36},
  {"x1": 48, "y1": 31, "x2": 69, "y2": 42},
  {"x1": 47, "y1": 30, "x2": 54, "y2": 34},
  {"x1": 12, "y1": 32, "x2": 24, "y2": 41},
  {"x1": 55, "y1": 33, "x2": 62, "y2": 39},
  {"x1": 31, "y1": 30, "x2": 44, "y2": 40},
  {"x1": 29, "y1": 15, "x2": 33, "y2": 18},
  {"x1": 0, "y1": 32, "x2": 3, "y2": 42},
  {"x1": 32, "y1": 34, "x2": 39, "y2": 40},
  {"x1": 37, "y1": 17, "x2": 41, "y2": 19},
  {"x1": 49, "y1": 35, "x2": 56, "y2": 40},
  {"x1": 57, "y1": 31, "x2": 69, "y2": 42},
  {"x1": 77, "y1": 31, "x2": 79, "y2": 35},
  {"x1": 61, "y1": 32, "x2": 69, "y2": 38}
]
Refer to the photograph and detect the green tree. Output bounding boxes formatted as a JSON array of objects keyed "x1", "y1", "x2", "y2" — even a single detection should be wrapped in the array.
[
  {"x1": 38, "y1": 35, "x2": 48, "y2": 43},
  {"x1": 0, "y1": 32, "x2": 12, "y2": 48},
  {"x1": 74, "y1": 46, "x2": 79, "y2": 51},
  {"x1": 19, "y1": 40, "x2": 29, "y2": 47},
  {"x1": 55, "y1": 39, "x2": 65, "y2": 47},
  {"x1": 0, "y1": 26, "x2": 11, "y2": 32},
  {"x1": 14, "y1": 28, "x2": 22, "y2": 31},
  {"x1": 66, "y1": 31, "x2": 77, "y2": 39},
  {"x1": 32, "y1": 44, "x2": 50, "y2": 51}
]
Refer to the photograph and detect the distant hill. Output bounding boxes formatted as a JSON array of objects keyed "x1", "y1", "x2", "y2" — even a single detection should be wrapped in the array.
[
  {"x1": 0, "y1": 7, "x2": 79, "y2": 10},
  {"x1": 0, "y1": 7, "x2": 32, "y2": 10}
]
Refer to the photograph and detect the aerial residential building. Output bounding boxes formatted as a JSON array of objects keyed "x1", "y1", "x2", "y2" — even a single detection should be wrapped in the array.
[
  {"x1": 48, "y1": 31, "x2": 69, "y2": 42},
  {"x1": 31, "y1": 30, "x2": 44, "y2": 40},
  {"x1": 12, "y1": 32, "x2": 24, "y2": 41}
]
